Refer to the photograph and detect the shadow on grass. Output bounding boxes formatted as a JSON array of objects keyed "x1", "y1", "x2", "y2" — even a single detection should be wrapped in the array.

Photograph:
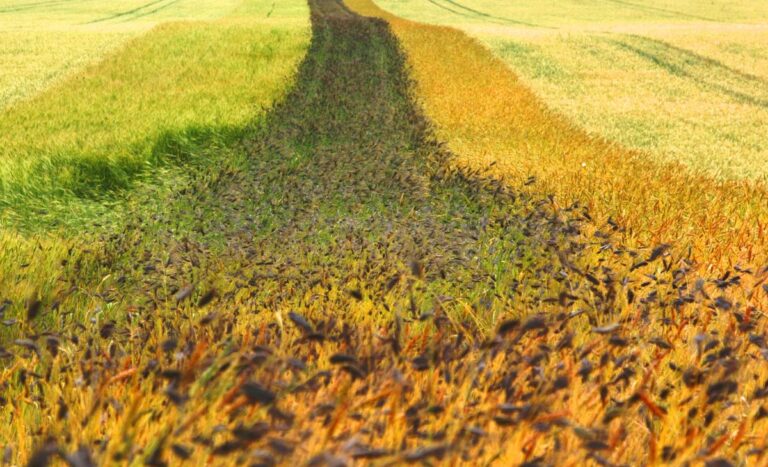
[{"x1": 0, "y1": 123, "x2": 249, "y2": 231}]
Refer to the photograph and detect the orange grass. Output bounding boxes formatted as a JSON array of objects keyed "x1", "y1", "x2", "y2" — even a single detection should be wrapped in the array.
[{"x1": 346, "y1": 0, "x2": 768, "y2": 274}]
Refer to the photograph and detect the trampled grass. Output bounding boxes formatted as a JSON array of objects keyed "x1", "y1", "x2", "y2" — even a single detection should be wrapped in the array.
[
  {"x1": 0, "y1": 0, "x2": 310, "y2": 228},
  {"x1": 375, "y1": 0, "x2": 768, "y2": 180}
]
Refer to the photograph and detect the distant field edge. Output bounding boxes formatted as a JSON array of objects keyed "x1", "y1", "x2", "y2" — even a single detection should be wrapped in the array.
[{"x1": 346, "y1": 0, "x2": 768, "y2": 272}]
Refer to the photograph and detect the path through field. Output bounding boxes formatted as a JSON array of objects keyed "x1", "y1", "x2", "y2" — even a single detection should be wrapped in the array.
[{"x1": 4, "y1": 0, "x2": 768, "y2": 465}]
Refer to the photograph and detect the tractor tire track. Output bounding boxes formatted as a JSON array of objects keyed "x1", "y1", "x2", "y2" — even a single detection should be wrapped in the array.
[
  {"x1": 438, "y1": 0, "x2": 550, "y2": 28},
  {"x1": 121, "y1": 0, "x2": 182, "y2": 22},
  {"x1": 0, "y1": 0, "x2": 72, "y2": 14},
  {"x1": 86, "y1": 0, "x2": 174, "y2": 24},
  {"x1": 610, "y1": 36, "x2": 768, "y2": 109}
]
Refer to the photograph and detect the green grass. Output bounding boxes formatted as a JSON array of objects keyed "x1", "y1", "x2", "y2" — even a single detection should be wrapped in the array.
[
  {"x1": 0, "y1": 0, "x2": 310, "y2": 229},
  {"x1": 375, "y1": 0, "x2": 768, "y2": 180},
  {"x1": 0, "y1": 0, "x2": 246, "y2": 110},
  {"x1": 0, "y1": 0, "x2": 309, "y2": 357}
]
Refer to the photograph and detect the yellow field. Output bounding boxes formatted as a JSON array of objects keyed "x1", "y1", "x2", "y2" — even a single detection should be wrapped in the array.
[
  {"x1": 0, "y1": 0, "x2": 244, "y2": 109},
  {"x1": 346, "y1": 0, "x2": 768, "y2": 270},
  {"x1": 375, "y1": 0, "x2": 768, "y2": 180}
]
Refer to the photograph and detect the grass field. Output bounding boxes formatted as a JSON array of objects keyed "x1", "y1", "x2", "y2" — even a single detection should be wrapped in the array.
[
  {"x1": 376, "y1": 0, "x2": 768, "y2": 180},
  {"x1": 2, "y1": 0, "x2": 768, "y2": 465},
  {"x1": 0, "y1": 0, "x2": 246, "y2": 110},
  {"x1": 0, "y1": 0, "x2": 311, "y2": 461},
  {"x1": 0, "y1": 0, "x2": 309, "y2": 228},
  {"x1": 355, "y1": 0, "x2": 768, "y2": 272},
  {"x1": 346, "y1": 2, "x2": 768, "y2": 461}
]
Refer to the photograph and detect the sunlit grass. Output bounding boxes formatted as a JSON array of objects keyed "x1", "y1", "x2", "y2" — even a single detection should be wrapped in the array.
[
  {"x1": 0, "y1": 0, "x2": 246, "y2": 110},
  {"x1": 343, "y1": 0, "x2": 768, "y2": 462},
  {"x1": 0, "y1": 2, "x2": 552, "y2": 461},
  {"x1": 0, "y1": 0, "x2": 310, "y2": 397},
  {"x1": 0, "y1": 30, "x2": 130, "y2": 109},
  {"x1": 351, "y1": 0, "x2": 768, "y2": 271},
  {"x1": 375, "y1": 0, "x2": 768, "y2": 180},
  {"x1": 373, "y1": 0, "x2": 768, "y2": 27},
  {"x1": 0, "y1": 0, "x2": 310, "y2": 228},
  {"x1": 2, "y1": 0, "x2": 768, "y2": 464}
]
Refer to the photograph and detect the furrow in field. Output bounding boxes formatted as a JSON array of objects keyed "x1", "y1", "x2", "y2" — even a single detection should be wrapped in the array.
[
  {"x1": 122, "y1": 0, "x2": 183, "y2": 22},
  {"x1": 0, "y1": 0, "x2": 72, "y2": 14},
  {"x1": 610, "y1": 35, "x2": 768, "y2": 109},
  {"x1": 427, "y1": 0, "x2": 548, "y2": 28},
  {"x1": 601, "y1": 0, "x2": 721, "y2": 23},
  {"x1": 623, "y1": 34, "x2": 768, "y2": 87}
]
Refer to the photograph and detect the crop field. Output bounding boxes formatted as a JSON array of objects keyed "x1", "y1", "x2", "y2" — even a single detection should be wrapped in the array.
[
  {"x1": 1, "y1": 0, "x2": 768, "y2": 466},
  {"x1": 375, "y1": 0, "x2": 768, "y2": 180},
  {"x1": 0, "y1": 0, "x2": 309, "y2": 225}
]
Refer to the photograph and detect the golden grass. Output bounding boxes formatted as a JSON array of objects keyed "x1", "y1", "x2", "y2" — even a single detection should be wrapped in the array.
[
  {"x1": 339, "y1": 1, "x2": 768, "y2": 463},
  {"x1": 345, "y1": 0, "x2": 767, "y2": 274},
  {"x1": 374, "y1": 0, "x2": 768, "y2": 180}
]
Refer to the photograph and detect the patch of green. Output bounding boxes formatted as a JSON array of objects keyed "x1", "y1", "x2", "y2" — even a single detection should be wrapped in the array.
[
  {"x1": 0, "y1": 0, "x2": 310, "y2": 230},
  {"x1": 491, "y1": 39, "x2": 567, "y2": 80}
]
